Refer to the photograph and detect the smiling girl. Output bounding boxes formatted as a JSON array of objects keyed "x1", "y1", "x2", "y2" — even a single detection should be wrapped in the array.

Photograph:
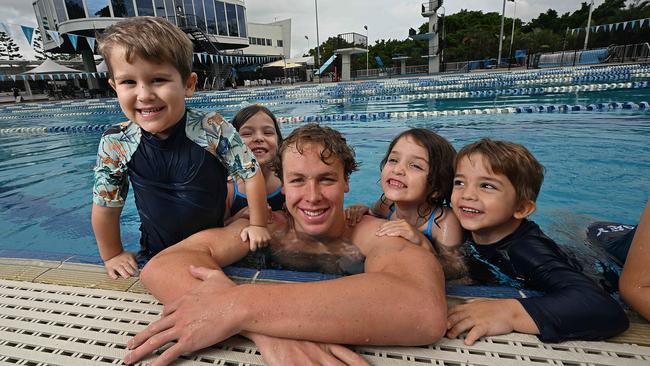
[
  {"x1": 347, "y1": 128, "x2": 465, "y2": 278},
  {"x1": 225, "y1": 105, "x2": 284, "y2": 222}
]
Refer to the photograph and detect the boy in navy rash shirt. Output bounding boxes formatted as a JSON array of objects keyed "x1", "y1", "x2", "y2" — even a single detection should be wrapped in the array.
[
  {"x1": 447, "y1": 138, "x2": 628, "y2": 344},
  {"x1": 91, "y1": 17, "x2": 271, "y2": 280}
]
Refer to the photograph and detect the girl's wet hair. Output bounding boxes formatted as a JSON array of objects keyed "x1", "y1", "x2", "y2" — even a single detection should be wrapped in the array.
[
  {"x1": 231, "y1": 105, "x2": 283, "y2": 145},
  {"x1": 379, "y1": 128, "x2": 457, "y2": 224}
]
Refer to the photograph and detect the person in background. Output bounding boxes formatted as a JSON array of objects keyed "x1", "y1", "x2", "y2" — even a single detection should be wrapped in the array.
[
  {"x1": 619, "y1": 200, "x2": 650, "y2": 321},
  {"x1": 447, "y1": 138, "x2": 628, "y2": 345},
  {"x1": 91, "y1": 17, "x2": 270, "y2": 280}
]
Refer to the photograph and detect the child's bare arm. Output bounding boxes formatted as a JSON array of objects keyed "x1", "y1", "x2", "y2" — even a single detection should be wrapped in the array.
[
  {"x1": 240, "y1": 171, "x2": 271, "y2": 250},
  {"x1": 446, "y1": 298, "x2": 538, "y2": 345},
  {"x1": 91, "y1": 204, "x2": 138, "y2": 279}
]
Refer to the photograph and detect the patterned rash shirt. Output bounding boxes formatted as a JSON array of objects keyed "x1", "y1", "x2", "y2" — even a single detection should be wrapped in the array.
[{"x1": 93, "y1": 109, "x2": 258, "y2": 259}]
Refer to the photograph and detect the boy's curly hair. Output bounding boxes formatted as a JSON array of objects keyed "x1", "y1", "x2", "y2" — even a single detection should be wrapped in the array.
[
  {"x1": 97, "y1": 16, "x2": 194, "y2": 81},
  {"x1": 273, "y1": 123, "x2": 358, "y2": 181}
]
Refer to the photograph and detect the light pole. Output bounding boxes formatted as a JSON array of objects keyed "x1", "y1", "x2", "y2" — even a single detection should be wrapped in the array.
[
  {"x1": 315, "y1": 0, "x2": 321, "y2": 68},
  {"x1": 508, "y1": 0, "x2": 517, "y2": 70},
  {"x1": 498, "y1": 0, "x2": 514, "y2": 68},
  {"x1": 364, "y1": 25, "x2": 368, "y2": 77},
  {"x1": 584, "y1": 0, "x2": 594, "y2": 50}
]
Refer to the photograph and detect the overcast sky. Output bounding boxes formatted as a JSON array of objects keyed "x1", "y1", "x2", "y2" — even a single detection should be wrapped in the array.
[{"x1": 1, "y1": 0, "x2": 607, "y2": 60}]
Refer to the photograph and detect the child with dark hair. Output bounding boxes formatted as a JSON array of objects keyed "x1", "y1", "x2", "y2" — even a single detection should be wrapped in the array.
[
  {"x1": 225, "y1": 105, "x2": 284, "y2": 221},
  {"x1": 447, "y1": 138, "x2": 628, "y2": 344},
  {"x1": 347, "y1": 128, "x2": 465, "y2": 278}
]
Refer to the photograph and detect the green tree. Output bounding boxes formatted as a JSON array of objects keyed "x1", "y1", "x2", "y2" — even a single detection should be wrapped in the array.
[{"x1": 0, "y1": 31, "x2": 23, "y2": 60}]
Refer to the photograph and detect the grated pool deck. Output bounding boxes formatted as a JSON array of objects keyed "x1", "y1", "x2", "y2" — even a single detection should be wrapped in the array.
[{"x1": 0, "y1": 257, "x2": 649, "y2": 365}]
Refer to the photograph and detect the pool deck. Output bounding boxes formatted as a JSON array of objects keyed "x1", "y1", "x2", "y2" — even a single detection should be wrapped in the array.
[{"x1": 0, "y1": 257, "x2": 649, "y2": 365}]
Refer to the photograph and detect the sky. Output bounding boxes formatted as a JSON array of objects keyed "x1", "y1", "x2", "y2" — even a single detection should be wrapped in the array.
[{"x1": 0, "y1": 0, "x2": 607, "y2": 60}]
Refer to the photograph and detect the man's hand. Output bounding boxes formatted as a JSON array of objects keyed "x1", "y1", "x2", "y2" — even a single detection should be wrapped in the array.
[
  {"x1": 345, "y1": 204, "x2": 370, "y2": 225},
  {"x1": 103, "y1": 251, "x2": 138, "y2": 279},
  {"x1": 240, "y1": 225, "x2": 272, "y2": 251},
  {"x1": 446, "y1": 298, "x2": 530, "y2": 345},
  {"x1": 250, "y1": 333, "x2": 370, "y2": 366},
  {"x1": 124, "y1": 266, "x2": 241, "y2": 366}
]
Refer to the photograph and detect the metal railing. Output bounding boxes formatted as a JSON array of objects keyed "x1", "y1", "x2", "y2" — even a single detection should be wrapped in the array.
[{"x1": 336, "y1": 32, "x2": 368, "y2": 49}]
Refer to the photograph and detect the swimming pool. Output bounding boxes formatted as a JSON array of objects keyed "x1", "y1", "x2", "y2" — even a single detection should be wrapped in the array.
[{"x1": 1, "y1": 65, "x2": 649, "y2": 275}]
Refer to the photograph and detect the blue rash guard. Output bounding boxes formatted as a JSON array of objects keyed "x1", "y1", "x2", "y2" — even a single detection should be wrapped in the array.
[
  {"x1": 468, "y1": 219, "x2": 629, "y2": 342},
  {"x1": 93, "y1": 109, "x2": 258, "y2": 261}
]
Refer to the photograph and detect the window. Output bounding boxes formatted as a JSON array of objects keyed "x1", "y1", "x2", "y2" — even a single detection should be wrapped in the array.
[
  {"x1": 277, "y1": 40, "x2": 283, "y2": 47},
  {"x1": 164, "y1": 0, "x2": 174, "y2": 19},
  {"x1": 236, "y1": 4, "x2": 246, "y2": 38},
  {"x1": 86, "y1": 0, "x2": 110, "y2": 17},
  {"x1": 64, "y1": 0, "x2": 85, "y2": 19},
  {"x1": 154, "y1": 0, "x2": 165, "y2": 17},
  {"x1": 111, "y1": 0, "x2": 136, "y2": 17},
  {"x1": 135, "y1": 0, "x2": 154, "y2": 16},
  {"x1": 266, "y1": 38, "x2": 271, "y2": 46},
  {"x1": 194, "y1": 0, "x2": 206, "y2": 32},
  {"x1": 52, "y1": 0, "x2": 68, "y2": 22},
  {"x1": 204, "y1": 0, "x2": 217, "y2": 34},
  {"x1": 214, "y1": 1, "x2": 227, "y2": 36},
  {"x1": 225, "y1": 2, "x2": 238, "y2": 37},
  {"x1": 183, "y1": 0, "x2": 194, "y2": 15}
]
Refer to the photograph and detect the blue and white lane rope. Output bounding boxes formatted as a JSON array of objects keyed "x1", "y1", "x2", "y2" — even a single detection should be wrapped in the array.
[{"x1": 1, "y1": 101, "x2": 648, "y2": 135}]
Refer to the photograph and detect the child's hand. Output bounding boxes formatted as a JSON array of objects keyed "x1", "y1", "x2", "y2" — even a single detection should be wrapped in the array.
[
  {"x1": 345, "y1": 204, "x2": 369, "y2": 225},
  {"x1": 446, "y1": 298, "x2": 532, "y2": 345},
  {"x1": 104, "y1": 251, "x2": 139, "y2": 280},
  {"x1": 240, "y1": 225, "x2": 272, "y2": 251},
  {"x1": 375, "y1": 219, "x2": 423, "y2": 245}
]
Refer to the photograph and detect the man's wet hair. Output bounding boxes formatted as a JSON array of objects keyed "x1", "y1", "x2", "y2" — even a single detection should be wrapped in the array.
[
  {"x1": 273, "y1": 123, "x2": 359, "y2": 181},
  {"x1": 97, "y1": 16, "x2": 194, "y2": 82}
]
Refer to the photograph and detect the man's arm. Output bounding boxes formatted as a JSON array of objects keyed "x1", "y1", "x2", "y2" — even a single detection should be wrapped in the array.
[
  {"x1": 620, "y1": 201, "x2": 650, "y2": 320},
  {"x1": 135, "y1": 215, "x2": 446, "y2": 349},
  {"x1": 139, "y1": 219, "x2": 251, "y2": 303}
]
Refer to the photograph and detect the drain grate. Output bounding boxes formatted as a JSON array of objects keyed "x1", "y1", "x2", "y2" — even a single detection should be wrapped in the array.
[{"x1": 0, "y1": 279, "x2": 649, "y2": 365}]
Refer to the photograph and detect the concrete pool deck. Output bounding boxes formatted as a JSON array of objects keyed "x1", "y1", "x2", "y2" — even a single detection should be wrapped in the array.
[{"x1": 0, "y1": 257, "x2": 649, "y2": 365}]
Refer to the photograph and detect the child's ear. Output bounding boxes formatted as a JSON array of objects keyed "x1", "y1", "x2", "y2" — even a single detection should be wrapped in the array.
[
  {"x1": 514, "y1": 200, "x2": 536, "y2": 219},
  {"x1": 184, "y1": 72, "x2": 198, "y2": 97},
  {"x1": 108, "y1": 78, "x2": 116, "y2": 91}
]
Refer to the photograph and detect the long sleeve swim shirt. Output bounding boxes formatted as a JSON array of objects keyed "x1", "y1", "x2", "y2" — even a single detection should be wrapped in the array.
[{"x1": 469, "y1": 219, "x2": 629, "y2": 342}]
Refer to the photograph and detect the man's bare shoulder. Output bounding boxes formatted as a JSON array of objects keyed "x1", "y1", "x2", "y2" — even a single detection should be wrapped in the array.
[{"x1": 350, "y1": 215, "x2": 409, "y2": 254}]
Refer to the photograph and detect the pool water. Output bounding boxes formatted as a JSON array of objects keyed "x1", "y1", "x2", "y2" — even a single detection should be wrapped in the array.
[{"x1": 1, "y1": 67, "x2": 649, "y2": 282}]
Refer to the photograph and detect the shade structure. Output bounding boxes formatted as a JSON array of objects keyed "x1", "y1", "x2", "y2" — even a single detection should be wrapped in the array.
[
  {"x1": 262, "y1": 60, "x2": 306, "y2": 69},
  {"x1": 22, "y1": 59, "x2": 81, "y2": 74}
]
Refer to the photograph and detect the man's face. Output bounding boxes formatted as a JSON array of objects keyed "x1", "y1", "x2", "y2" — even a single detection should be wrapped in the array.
[
  {"x1": 281, "y1": 143, "x2": 349, "y2": 238},
  {"x1": 108, "y1": 46, "x2": 196, "y2": 139}
]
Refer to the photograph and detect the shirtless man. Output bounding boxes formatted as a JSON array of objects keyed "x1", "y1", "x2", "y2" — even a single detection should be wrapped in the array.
[{"x1": 125, "y1": 123, "x2": 447, "y2": 365}]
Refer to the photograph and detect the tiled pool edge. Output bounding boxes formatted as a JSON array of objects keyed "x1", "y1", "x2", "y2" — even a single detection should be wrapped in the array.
[{"x1": 0, "y1": 256, "x2": 648, "y2": 349}]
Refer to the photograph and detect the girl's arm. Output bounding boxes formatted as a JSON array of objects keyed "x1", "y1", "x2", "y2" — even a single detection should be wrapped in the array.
[
  {"x1": 239, "y1": 171, "x2": 271, "y2": 250},
  {"x1": 620, "y1": 201, "x2": 650, "y2": 320}
]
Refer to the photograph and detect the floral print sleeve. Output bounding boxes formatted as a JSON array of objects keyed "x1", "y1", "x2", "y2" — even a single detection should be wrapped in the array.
[
  {"x1": 186, "y1": 109, "x2": 259, "y2": 179},
  {"x1": 92, "y1": 122, "x2": 141, "y2": 207}
]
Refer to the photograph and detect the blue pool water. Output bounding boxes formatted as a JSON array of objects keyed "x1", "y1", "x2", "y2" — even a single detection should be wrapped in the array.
[{"x1": 1, "y1": 66, "x2": 649, "y2": 273}]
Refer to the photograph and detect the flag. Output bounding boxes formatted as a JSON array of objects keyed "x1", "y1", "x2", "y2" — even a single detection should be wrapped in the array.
[
  {"x1": 67, "y1": 33, "x2": 79, "y2": 50},
  {"x1": 86, "y1": 36, "x2": 96, "y2": 51},
  {"x1": 47, "y1": 30, "x2": 63, "y2": 46},
  {"x1": 21, "y1": 25, "x2": 35, "y2": 45}
]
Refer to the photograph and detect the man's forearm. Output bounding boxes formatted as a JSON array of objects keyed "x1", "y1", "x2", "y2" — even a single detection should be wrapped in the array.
[{"x1": 229, "y1": 250, "x2": 446, "y2": 345}]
